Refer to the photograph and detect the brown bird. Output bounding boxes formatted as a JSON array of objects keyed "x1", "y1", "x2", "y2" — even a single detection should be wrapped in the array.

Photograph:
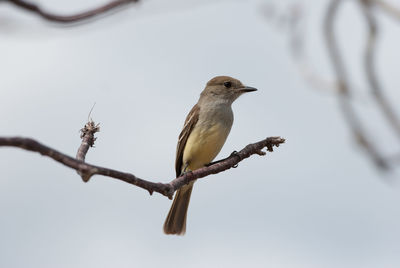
[{"x1": 163, "y1": 76, "x2": 257, "y2": 235}]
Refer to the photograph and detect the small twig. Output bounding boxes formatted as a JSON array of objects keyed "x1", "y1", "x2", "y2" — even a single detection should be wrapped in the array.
[
  {"x1": 374, "y1": 0, "x2": 400, "y2": 21},
  {"x1": 288, "y1": 3, "x2": 339, "y2": 94},
  {"x1": 324, "y1": 0, "x2": 389, "y2": 169},
  {"x1": 87, "y1": 102, "x2": 96, "y2": 122},
  {"x1": 4, "y1": 0, "x2": 139, "y2": 23},
  {"x1": 0, "y1": 136, "x2": 285, "y2": 199},
  {"x1": 361, "y1": 0, "x2": 400, "y2": 140},
  {"x1": 265, "y1": 2, "x2": 345, "y2": 95}
]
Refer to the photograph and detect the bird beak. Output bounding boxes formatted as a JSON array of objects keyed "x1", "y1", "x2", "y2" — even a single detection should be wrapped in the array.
[{"x1": 238, "y1": 86, "x2": 257, "y2": 93}]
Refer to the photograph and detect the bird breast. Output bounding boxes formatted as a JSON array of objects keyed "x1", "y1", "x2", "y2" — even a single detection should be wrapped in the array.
[{"x1": 182, "y1": 105, "x2": 233, "y2": 171}]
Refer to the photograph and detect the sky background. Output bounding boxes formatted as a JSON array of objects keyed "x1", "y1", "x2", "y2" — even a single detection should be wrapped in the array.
[{"x1": 1, "y1": 0, "x2": 400, "y2": 267}]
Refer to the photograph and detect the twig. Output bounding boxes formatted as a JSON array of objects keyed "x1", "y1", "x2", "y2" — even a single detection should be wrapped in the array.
[
  {"x1": 288, "y1": 3, "x2": 339, "y2": 94},
  {"x1": 323, "y1": 0, "x2": 388, "y2": 169},
  {"x1": 374, "y1": 0, "x2": 400, "y2": 21},
  {"x1": 0, "y1": 136, "x2": 285, "y2": 199},
  {"x1": 361, "y1": 0, "x2": 400, "y2": 140},
  {"x1": 264, "y1": 2, "x2": 339, "y2": 94},
  {"x1": 4, "y1": 0, "x2": 139, "y2": 23}
]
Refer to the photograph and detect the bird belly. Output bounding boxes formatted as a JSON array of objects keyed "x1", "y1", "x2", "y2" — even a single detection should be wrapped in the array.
[{"x1": 182, "y1": 122, "x2": 230, "y2": 171}]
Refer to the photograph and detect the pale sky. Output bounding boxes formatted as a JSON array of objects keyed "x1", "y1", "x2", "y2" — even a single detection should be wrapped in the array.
[{"x1": 1, "y1": 0, "x2": 400, "y2": 267}]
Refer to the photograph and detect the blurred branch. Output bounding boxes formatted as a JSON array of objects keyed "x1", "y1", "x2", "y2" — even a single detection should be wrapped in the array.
[
  {"x1": 374, "y1": 0, "x2": 400, "y2": 20},
  {"x1": 287, "y1": 3, "x2": 339, "y2": 94},
  {"x1": 263, "y1": 2, "x2": 340, "y2": 94},
  {"x1": 3, "y1": 0, "x2": 138, "y2": 23},
  {"x1": 269, "y1": 0, "x2": 400, "y2": 170},
  {"x1": 323, "y1": 0, "x2": 389, "y2": 169},
  {"x1": 267, "y1": 0, "x2": 400, "y2": 171},
  {"x1": 361, "y1": 0, "x2": 400, "y2": 139},
  {"x1": 0, "y1": 130, "x2": 285, "y2": 199}
]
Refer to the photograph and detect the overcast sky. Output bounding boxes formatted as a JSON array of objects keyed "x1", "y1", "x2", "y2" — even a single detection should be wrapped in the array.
[{"x1": 1, "y1": 0, "x2": 400, "y2": 267}]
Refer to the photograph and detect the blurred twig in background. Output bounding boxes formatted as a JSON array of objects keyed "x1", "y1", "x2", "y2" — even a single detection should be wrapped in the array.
[
  {"x1": 361, "y1": 0, "x2": 400, "y2": 140},
  {"x1": 375, "y1": 0, "x2": 400, "y2": 20},
  {"x1": 324, "y1": 0, "x2": 390, "y2": 169},
  {"x1": 265, "y1": 0, "x2": 400, "y2": 171},
  {"x1": 262, "y1": 2, "x2": 339, "y2": 93}
]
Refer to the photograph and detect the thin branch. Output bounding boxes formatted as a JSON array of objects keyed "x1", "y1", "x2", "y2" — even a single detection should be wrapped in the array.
[
  {"x1": 323, "y1": 0, "x2": 389, "y2": 169},
  {"x1": 263, "y1": 2, "x2": 341, "y2": 95},
  {"x1": 4, "y1": 0, "x2": 139, "y2": 23},
  {"x1": 361, "y1": 0, "x2": 400, "y2": 140},
  {"x1": 287, "y1": 3, "x2": 339, "y2": 94},
  {"x1": 0, "y1": 136, "x2": 285, "y2": 199},
  {"x1": 374, "y1": 0, "x2": 400, "y2": 21}
]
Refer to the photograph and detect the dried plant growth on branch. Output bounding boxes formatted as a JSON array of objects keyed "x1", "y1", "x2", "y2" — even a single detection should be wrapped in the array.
[
  {"x1": 0, "y1": 120, "x2": 285, "y2": 199},
  {"x1": 76, "y1": 120, "x2": 100, "y2": 182}
]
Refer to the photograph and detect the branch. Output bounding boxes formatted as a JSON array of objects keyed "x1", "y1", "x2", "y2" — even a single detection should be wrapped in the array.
[
  {"x1": 361, "y1": 0, "x2": 400, "y2": 140},
  {"x1": 4, "y1": 0, "x2": 139, "y2": 23},
  {"x1": 263, "y1": 2, "x2": 339, "y2": 94},
  {"x1": 0, "y1": 136, "x2": 285, "y2": 199},
  {"x1": 323, "y1": 0, "x2": 389, "y2": 169},
  {"x1": 374, "y1": 0, "x2": 400, "y2": 21}
]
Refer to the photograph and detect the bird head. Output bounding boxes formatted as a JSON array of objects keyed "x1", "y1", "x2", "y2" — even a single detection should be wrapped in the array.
[{"x1": 200, "y1": 76, "x2": 257, "y2": 104}]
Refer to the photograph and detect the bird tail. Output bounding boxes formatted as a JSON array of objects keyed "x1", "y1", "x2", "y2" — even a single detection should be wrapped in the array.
[{"x1": 163, "y1": 181, "x2": 194, "y2": 235}]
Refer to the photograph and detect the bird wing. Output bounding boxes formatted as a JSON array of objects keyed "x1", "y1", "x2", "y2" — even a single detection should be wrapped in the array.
[{"x1": 175, "y1": 104, "x2": 200, "y2": 177}]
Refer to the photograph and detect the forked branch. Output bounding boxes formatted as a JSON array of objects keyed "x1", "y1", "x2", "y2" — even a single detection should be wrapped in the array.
[{"x1": 0, "y1": 133, "x2": 285, "y2": 199}]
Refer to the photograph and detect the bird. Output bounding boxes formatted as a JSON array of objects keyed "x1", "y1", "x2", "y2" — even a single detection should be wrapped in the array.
[{"x1": 163, "y1": 75, "x2": 257, "y2": 235}]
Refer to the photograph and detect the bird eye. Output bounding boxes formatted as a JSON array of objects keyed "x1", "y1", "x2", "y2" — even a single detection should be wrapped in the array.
[{"x1": 223, "y1": 81, "x2": 232, "y2": 88}]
